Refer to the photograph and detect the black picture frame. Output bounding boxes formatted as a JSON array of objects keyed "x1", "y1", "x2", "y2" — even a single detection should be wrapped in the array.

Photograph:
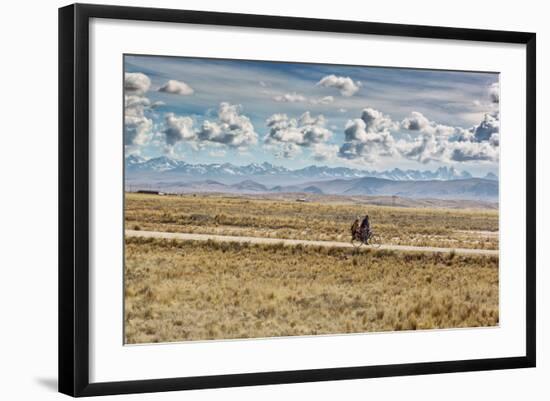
[{"x1": 59, "y1": 3, "x2": 536, "y2": 397}]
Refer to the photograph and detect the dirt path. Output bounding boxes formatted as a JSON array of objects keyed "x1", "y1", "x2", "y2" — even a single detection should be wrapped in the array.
[{"x1": 126, "y1": 230, "x2": 499, "y2": 256}]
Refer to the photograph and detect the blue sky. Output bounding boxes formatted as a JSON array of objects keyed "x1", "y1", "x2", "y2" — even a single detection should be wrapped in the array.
[{"x1": 124, "y1": 54, "x2": 499, "y2": 176}]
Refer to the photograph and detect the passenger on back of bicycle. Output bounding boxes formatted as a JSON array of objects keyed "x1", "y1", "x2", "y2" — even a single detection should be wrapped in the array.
[{"x1": 351, "y1": 218, "x2": 360, "y2": 240}]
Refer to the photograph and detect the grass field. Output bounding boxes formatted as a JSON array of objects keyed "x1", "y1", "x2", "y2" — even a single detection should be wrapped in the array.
[
  {"x1": 125, "y1": 193, "x2": 499, "y2": 250},
  {"x1": 124, "y1": 237, "x2": 499, "y2": 344}
]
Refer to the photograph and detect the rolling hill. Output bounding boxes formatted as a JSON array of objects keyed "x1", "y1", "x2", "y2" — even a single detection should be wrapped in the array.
[
  {"x1": 128, "y1": 176, "x2": 497, "y2": 201},
  {"x1": 125, "y1": 157, "x2": 498, "y2": 201}
]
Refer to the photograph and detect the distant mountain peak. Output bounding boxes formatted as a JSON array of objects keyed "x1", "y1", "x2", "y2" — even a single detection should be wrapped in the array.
[
  {"x1": 484, "y1": 172, "x2": 498, "y2": 181},
  {"x1": 125, "y1": 155, "x2": 477, "y2": 182},
  {"x1": 125, "y1": 154, "x2": 146, "y2": 164}
]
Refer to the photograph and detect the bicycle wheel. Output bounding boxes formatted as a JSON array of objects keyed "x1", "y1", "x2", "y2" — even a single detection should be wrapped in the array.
[
  {"x1": 351, "y1": 237, "x2": 364, "y2": 248},
  {"x1": 368, "y1": 233, "x2": 381, "y2": 248}
]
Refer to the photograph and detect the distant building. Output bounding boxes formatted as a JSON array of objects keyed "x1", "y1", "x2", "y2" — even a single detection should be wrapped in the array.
[
  {"x1": 137, "y1": 190, "x2": 165, "y2": 195},
  {"x1": 296, "y1": 198, "x2": 308, "y2": 202}
]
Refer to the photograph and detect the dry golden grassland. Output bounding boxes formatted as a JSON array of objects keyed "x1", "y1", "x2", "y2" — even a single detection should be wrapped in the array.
[
  {"x1": 124, "y1": 237, "x2": 499, "y2": 344},
  {"x1": 125, "y1": 193, "x2": 499, "y2": 250}
]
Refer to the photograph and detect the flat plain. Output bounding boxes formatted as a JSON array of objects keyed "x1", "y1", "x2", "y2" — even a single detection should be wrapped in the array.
[
  {"x1": 125, "y1": 193, "x2": 499, "y2": 250},
  {"x1": 124, "y1": 192, "x2": 499, "y2": 344},
  {"x1": 125, "y1": 237, "x2": 499, "y2": 344}
]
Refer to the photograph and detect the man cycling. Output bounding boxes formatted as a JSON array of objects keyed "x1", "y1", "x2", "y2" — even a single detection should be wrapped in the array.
[{"x1": 359, "y1": 214, "x2": 371, "y2": 242}]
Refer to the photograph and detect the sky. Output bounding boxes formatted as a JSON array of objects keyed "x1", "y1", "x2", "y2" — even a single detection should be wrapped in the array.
[{"x1": 124, "y1": 54, "x2": 500, "y2": 176}]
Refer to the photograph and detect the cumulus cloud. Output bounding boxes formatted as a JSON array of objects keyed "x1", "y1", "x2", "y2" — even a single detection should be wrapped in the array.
[
  {"x1": 163, "y1": 113, "x2": 196, "y2": 146},
  {"x1": 275, "y1": 143, "x2": 302, "y2": 159},
  {"x1": 360, "y1": 108, "x2": 398, "y2": 133},
  {"x1": 158, "y1": 103, "x2": 258, "y2": 150},
  {"x1": 338, "y1": 120, "x2": 396, "y2": 161},
  {"x1": 338, "y1": 108, "x2": 398, "y2": 162},
  {"x1": 316, "y1": 74, "x2": 360, "y2": 96},
  {"x1": 124, "y1": 74, "x2": 155, "y2": 147},
  {"x1": 472, "y1": 112, "x2": 499, "y2": 142},
  {"x1": 264, "y1": 112, "x2": 333, "y2": 159},
  {"x1": 472, "y1": 83, "x2": 500, "y2": 109},
  {"x1": 159, "y1": 79, "x2": 194, "y2": 95},
  {"x1": 489, "y1": 82, "x2": 500, "y2": 104},
  {"x1": 489, "y1": 132, "x2": 499, "y2": 147},
  {"x1": 335, "y1": 107, "x2": 499, "y2": 165},
  {"x1": 449, "y1": 112, "x2": 500, "y2": 162},
  {"x1": 124, "y1": 94, "x2": 153, "y2": 146},
  {"x1": 401, "y1": 111, "x2": 457, "y2": 137},
  {"x1": 125, "y1": 94, "x2": 151, "y2": 110},
  {"x1": 398, "y1": 111, "x2": 500, "y2": 163},
  {"x1": 197, "y1": 102, "x2": 258, "y2": 148},
  {"x1": 312, "y1": 143, "x2": 339, "y2": 162},
  {"x1": 124, "y1": 72, "x2": 151, "y2": 94},
  {"x1": 449, "y1": 140, "x2": 499, "y2": 162},
  {"x1": 125, "y1": 114, "x2": 152, "y2": 146},
  {"x1": 401, "y1": 111, "x2": 431, "y2": 131},
  {"x1": 396, "y1": 133, "x2": 448, "y2": 164},
  {"x1": 398, "y1": 133, "x2": 486, "y2": 164}
]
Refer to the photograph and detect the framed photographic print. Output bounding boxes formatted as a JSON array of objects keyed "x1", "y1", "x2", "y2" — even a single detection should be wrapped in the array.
[{"x1": 58, "y1": 3, "x2": 536, "y2": 397}]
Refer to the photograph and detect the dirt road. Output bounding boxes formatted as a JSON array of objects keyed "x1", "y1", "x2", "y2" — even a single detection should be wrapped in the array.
[{"x1": 125, "y1": 230, "x2": 498, "y2": 256}]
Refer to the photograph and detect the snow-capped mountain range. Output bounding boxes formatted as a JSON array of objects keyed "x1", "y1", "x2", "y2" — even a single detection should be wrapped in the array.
[{"x1": 125, "y1": 155, "x2": 497, "y2": 182}]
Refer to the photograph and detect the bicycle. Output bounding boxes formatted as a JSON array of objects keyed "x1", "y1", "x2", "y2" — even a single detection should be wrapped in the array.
[{"x1": 351, "y1": 229, "x2": 381, "y2": 248}]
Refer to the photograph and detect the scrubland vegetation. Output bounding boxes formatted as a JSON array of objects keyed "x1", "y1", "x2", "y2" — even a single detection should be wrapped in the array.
[
  {"x1": 125, "y1": 237, "x2": 499, "y2": 344},
  {"x1": 125, "y1": 193, "x2": 499, "y2": 250}
]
